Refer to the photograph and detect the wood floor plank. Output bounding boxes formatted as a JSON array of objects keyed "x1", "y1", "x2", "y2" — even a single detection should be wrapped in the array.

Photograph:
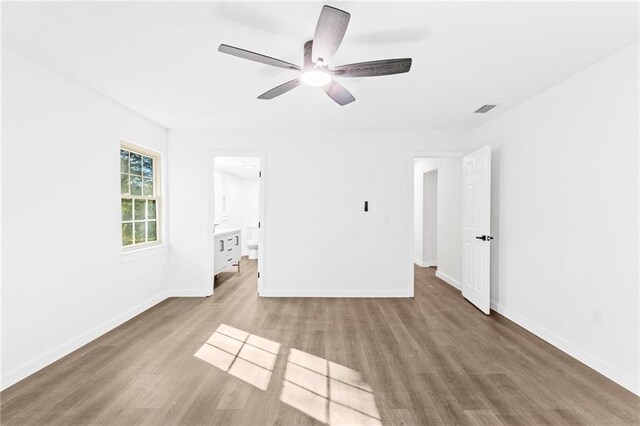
[{"x1": 2, "y1": 261, "x2": 638, "y2": 425}]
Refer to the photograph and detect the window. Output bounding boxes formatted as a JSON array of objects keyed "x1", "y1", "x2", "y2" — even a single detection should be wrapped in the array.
[{"x1": 120, "y1": 143, "x2": 160, "y2": 248}]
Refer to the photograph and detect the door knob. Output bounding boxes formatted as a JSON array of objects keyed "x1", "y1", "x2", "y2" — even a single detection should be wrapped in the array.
[{"x1": 475, "y1": 235, "x2": 494, "y2": 241}]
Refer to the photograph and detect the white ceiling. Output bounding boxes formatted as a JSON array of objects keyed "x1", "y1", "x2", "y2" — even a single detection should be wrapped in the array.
[
  {"x1": 2, "y1": 2, "x2": 637, "y2": 130},
  {"x1": 215, "y1": 156, "x2": 261, "y2": 179}
]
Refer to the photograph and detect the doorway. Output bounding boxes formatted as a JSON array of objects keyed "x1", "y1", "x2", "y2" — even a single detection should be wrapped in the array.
[
  {"x1": 209, "y1": 153, "x2": 265, "y2": 296},
  {"x1": 411, "y1": 147, "x2": 493, "y2": 314},
  {"x1": 412, "y1": 156, "x2": 464, "y2": 293},
  {"x1": 419, "y1": 169, "x2": 438, "y2": 268}
]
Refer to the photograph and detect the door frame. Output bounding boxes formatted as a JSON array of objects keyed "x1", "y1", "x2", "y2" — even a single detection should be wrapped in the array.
[
  {"x1": 409, "y1": 152, "x2": 465, "y2": 296},
  {"x1": 207, "y1": 150, "x2": 267, "y2": 296}
]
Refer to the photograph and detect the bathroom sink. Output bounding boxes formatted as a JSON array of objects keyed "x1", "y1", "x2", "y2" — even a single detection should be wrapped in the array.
[{"x1": 214, "y1": 227, "x2": 241, "y2": 237}]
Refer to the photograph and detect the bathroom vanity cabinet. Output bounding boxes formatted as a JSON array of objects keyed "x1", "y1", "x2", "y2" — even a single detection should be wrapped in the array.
[{"x1": 214, "y1": 228, "x2": 241, "y2": 275}]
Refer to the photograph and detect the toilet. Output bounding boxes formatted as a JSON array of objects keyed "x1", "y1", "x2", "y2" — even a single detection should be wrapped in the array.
[{"x1": 247, "y1": 226, "x2": 259, "y2": 260}]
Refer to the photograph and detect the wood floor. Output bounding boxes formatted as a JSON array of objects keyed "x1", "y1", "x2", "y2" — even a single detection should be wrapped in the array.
[{"x1": 2, "y1": 259, "x2": 638, "y2": 425}]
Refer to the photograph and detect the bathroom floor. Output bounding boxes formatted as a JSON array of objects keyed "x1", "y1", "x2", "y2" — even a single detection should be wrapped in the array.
[{"x1": 214, "y1": 256, "x2": 253, "y2": 291}]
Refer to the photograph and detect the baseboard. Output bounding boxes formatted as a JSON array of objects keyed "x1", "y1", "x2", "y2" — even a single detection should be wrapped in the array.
[
  {"x1": 490, "y1": 300, "x2": 639, "y2": 396},
  {"x1": 414, "y1": 258, "x2": 437, "y2": 268},
  {"x1": 1, "y1": 291, "x2": 169, "y2": 391},
  {"x1": 435, "y1": 271, "x2": 462, "y2": 290},
  {"x1": 260, "y1": 289, "x2": 413, "y2": 298}
]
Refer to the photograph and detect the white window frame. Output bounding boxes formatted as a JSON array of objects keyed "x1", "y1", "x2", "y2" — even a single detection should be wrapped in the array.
[{"x1": 120, "y1": 141, "x2": 162, "y2": 251}]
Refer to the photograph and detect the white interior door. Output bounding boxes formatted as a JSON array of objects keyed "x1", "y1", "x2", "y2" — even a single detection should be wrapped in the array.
[{"x1": 462, "y1": 145, "x2": 492, "y2": 314}]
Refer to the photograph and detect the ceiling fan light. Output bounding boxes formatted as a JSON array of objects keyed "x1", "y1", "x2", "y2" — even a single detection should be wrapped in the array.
[{"x1": 300, "y1": 70, "x2": 332, "y2": 87}]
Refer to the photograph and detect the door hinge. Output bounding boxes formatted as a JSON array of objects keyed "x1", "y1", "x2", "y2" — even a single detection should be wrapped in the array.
[
  {"x1": 259, "y1": 171, "x2": 262, "y2": 178},
  {"x1": 258, "y1": 272, "x2": 260, "y2": 278},
  {"x1": 258, "y1": 221, "x2": 261, "y2": 228}
]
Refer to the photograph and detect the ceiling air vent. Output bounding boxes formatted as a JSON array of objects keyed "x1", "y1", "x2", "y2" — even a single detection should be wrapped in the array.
[{"x1": 474, "y1": 105, "x2": 496, "y2": 114}]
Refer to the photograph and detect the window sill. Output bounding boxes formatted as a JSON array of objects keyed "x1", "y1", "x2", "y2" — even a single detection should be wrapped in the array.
[{"x1": 120, "y1": 244, "x2": 168, "y2": 263}]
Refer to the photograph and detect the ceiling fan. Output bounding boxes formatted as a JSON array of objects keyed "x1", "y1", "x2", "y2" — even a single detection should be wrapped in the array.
[{"x1": 218, "y1": 5, "x2": 412, "y2": 106}]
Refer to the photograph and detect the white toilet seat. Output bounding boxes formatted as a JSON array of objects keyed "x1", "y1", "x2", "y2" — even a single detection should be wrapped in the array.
[{"x1": 247, "y1": 239, "x2": 259, "y2": 260}]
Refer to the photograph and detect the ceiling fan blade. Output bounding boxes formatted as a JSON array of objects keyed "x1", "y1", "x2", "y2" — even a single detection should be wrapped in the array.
[
  {"x1": 322, "y1": 81, "x2": 355, "y2": 106},
  {"x1": 258, "y1": 79, "x2": 301, "y2": 100},
  {"x1": 218, "y1": 44, "x2": 301, "y2": 70},
  {"x1": 312, "y1": 6, "x2": 350, "y2": 64},
  {"x1": 331, "y1": 58, "x2": 412, "y2": 77}
]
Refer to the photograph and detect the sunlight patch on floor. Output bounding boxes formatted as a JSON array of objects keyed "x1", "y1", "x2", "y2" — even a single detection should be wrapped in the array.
[
  {"x1": 280, "y1": 348, "x2": 381, "y2": 425},
  {"x1": 194, "y1": 343, "x2": 235, "y2": 371},
  {"x1": 194, "y1": 324, "x2": 281, "y2": 391},
  {"x1": 281, "y1": 380, "x2": 328, "y2": 423}
]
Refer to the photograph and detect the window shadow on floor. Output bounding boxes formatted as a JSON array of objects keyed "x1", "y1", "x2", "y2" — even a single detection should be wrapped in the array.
[
  {"x1": 280, "y1": 348, "x2": 382, "y2": 426},
  {"x1": 194, "y1": 325, "x2": 381, "y2": 425},
  {"x1": 194, "y1": 324, "x2": 280, "y2": 391}
]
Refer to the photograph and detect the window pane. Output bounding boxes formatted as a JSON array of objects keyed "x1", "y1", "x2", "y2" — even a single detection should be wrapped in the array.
[
  {"x1": 122, "y1": 223, "x2": 133, "y2": 246},
  {"x1": 134, "y1": 222, "x2": 146, "y2": 244},
  {"x1": 130, "y1": 153, "x2": 142, "y2": 175},
  {"x1": 143, "y1": 178, "x2": 154, "y2": 196},
  {"x1": 122, "y1": 198, "x2": 133, "y2": 221},
  {"x1": 120, "y1": 150, "x2": 129, "y2": 173},
  {"x1": 143, "y1": 156, "x2": 153, "y2": 177},
  {"x1": 134, "y1": 199, "x2": 146, "y2": 220},
  {"x1": 147, "y1": 221, "x2": 157, "y2": 241},
  {"x1": 147, "y1": 200, "x2": 156, "y2": 220},
  {"x1": 120, "y1": 173, "x2": 130, "y2": 195},
  {"x1": 120, "y1": 147, "x2": 160, "y2": 247},
  {"x1": 131, "y1": 176, "x2": 143, "y2": 196}
]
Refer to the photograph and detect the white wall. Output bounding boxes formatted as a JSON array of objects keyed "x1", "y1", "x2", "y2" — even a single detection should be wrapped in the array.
[
  {"x1": 214, "y1": 169, "x2": 242, "y2": 230},
  {"x1": 240, "y1": 178, "x2": 260, "y2": 256},
  {"x1": 1, "y1": 47, "x2": 170, "y2": 390},
  {"x1": 472, "y1": 42, "x2": 639, "y2": 394},
  {"x1": 414, "y1": 158, "x2": 463, "y2": 286},
  {"x1": 168, "y1": 129, "x2": 472, "y2": 297},
  {"x1": 213, "y1": 169, "x2": 259, "y2": 257}
]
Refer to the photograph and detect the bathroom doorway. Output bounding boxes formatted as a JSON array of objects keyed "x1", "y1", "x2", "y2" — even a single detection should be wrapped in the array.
[{"x1": 209, "y1": 153, "x2": 265, "y2": 296}]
